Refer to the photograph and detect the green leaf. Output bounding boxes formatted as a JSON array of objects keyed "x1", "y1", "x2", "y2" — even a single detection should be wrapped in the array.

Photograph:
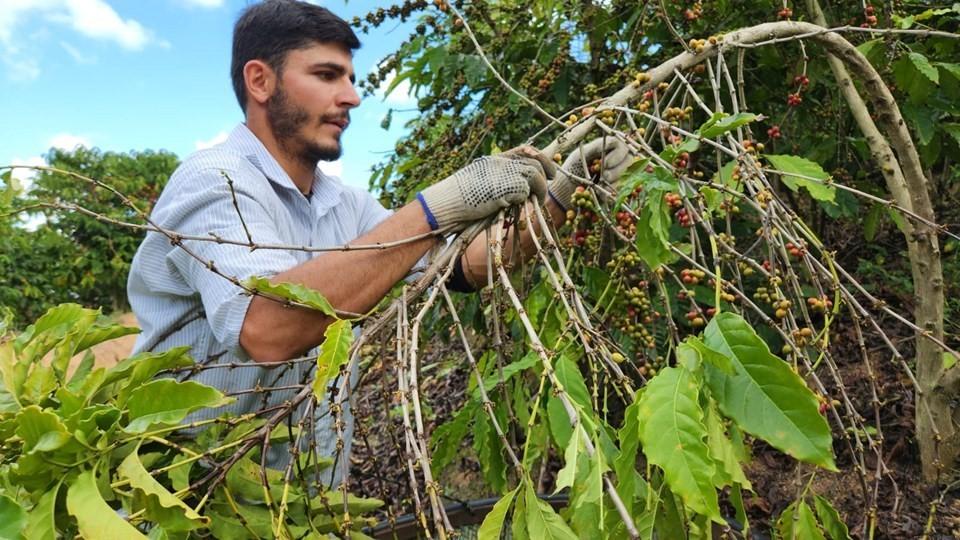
[
  {"x1": 524, "y1": 482, "x2": 577, "y2": 540},
  {"x1": 244, "y1": 276, "x2": 338, "y2": 317},
  {"x1": 312, "y1": 319, "x2": 354, "y2": 400},
  {"x1": 105, "y1": 347, "x2": 194, "y2": 404},
  {"x1": 473, "y1": 352, "x2": 538, "y2": 399},
  {"x1": 15, "y1": 405, "x2": 71, "y2": 453},
  {"x1": 945, "y1": 353, "x2": 959, "y2": 371},
  {"x1": 431, "y1": 401, "x2": 477, "y2": 473},
  {"x1": 569, "y1": 448, "x2": 607, "y2": 538},
  {"x1": 703, "y1": 313, "x2": 837, "y2": 470},
  {"x1": 863, "y1": 204, "x2": 883, "y2": 242},
  {"x1": 908, "y1": 52, "x2": 939, "y2": 85},
  {"x1": 0, "y1": 493, "x2": 25, "y2": 540},
  {"x1": 943, "y1": 123, "x2": 960, "y2": 146},
  {"x1": 886, "y1": 207, "x2": 909, "y2": 235},
  {"x1": 856, "y1": 39, "x2": 885, "y2": 67},
  {"x1": 765, "y1": 154, "x2": 835, "y2": 202},
  {"x1": 614, "y1": 398, "x2": 643, "y2": 514},
  {"x1": 637, "y1": 366, "x2": 723, "y2": 522},
  {"x1": 678, "y1": 337, "x2": 734, "y2": 374},
  {"x1": 67, "y1": 469, "x2": 147, "y2": 539},
  {"x1": 699, "y1": 112, "x2": 758, "y2": 139},
  {"x1": 940, "y1": 64, "x2": 960, "y2": 82},
  {"x1": 704, "y1": 403, "x2": 751, "y2": 489},
  {"x1": 74, "y1": 323, "x2": 140, "y2": 357},
  {"x1": 553, "y1": 424, "x2": 584, "y2": 494},
  {"x1": 474, "y1": 405, "x2": 508, "y2": 493},
  {"x1": 554, "y1": 354, "x2": 591, "y2": 412},
  {"x1": 309, "y1": 490, "x2": 383, "y2": 516},
  {"x1": 23, "y1": 482, "x2": 58, "y2": 540},
  {"x1": 813, "y1": 495, "x2": 850, "y2": 540},
  {"x1": 477, "y1": 486, "x2": 518, "y2": 540},
  {"x1": 777, "y1": 500, "x2": 826, "y2": 540},
  {"x1": 118, "y1": 450, "x2": 208, "y2": 531},
  {"x1": 125, "y1": 379, "x2": 233, "y2": 433}
]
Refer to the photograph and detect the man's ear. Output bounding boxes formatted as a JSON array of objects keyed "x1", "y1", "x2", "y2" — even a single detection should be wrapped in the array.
[{"x1": 244, "y1": 59, "x2": 276, "y2": 107}]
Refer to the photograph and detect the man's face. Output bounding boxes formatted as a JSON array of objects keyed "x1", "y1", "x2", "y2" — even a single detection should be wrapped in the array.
[{"x1": 266, "y1": 42, "x2": 360, "y2": 165}]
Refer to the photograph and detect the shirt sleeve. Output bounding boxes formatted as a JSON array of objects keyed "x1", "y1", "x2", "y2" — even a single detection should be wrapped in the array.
[{"x1": 160, "y1": 167, "x2": 300, "y2": 354}]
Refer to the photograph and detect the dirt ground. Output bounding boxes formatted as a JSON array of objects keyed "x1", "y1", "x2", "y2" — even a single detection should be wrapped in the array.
[{"x1": 72, "y1": 312, "x2": 140, "y2": 370}]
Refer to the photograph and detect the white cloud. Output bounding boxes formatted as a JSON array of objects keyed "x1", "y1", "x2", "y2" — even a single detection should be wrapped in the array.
[
  {"x1": 318, "y1": 160, "x2": 343, "y2": 178},
  {"x1": 195, "y1": 130, "x2": 228, "y2": 150},
  {"x1": 0, "y1": 0, "x2": 156, "y2": 79},
  {"x1": 49, "y1": 133, "x2": 92, "y2": 151},
  {"x1": 5, "y1": 56, "x2": 41, "y2": 81},
  {"x1": 377, "y1": 70, "x2": 416, "y2": 106},
  {"x1": 8, "y1": 156, "x2": 46, "y2": 193},
  {"x1": 55, "y1": 0, "x2": 151, "y2": 50},
  {"x1": 60, "y1": 40, "x2": 95, "y2": 64}
]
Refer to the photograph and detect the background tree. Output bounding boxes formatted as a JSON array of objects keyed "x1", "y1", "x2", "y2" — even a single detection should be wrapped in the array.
[{"x1": 0, "y1": 147, "x2": 177, "y2": 327}]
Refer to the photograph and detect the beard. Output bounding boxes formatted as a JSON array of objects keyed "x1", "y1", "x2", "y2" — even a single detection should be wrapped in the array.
[{"x1": 266, "y1": 84, "x2": 346, "y2": 167}]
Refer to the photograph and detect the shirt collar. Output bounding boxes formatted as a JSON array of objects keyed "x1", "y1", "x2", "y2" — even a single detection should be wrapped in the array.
[{"x1": 224, "y1": 123, "x2": 343, "y2": 217}]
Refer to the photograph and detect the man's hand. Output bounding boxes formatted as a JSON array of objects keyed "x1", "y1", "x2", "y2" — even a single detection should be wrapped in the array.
[
  {"x1": 417, "y1": 145, "x2": 556, "y2": 231},
  {"x1": 548, "y1": 137, "x2": 632, "y2": 210}
]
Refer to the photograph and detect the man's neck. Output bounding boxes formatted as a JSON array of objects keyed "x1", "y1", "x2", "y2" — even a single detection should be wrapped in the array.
[{"x1": 244, "y1": 120, "x2": 314, "y2": 196}]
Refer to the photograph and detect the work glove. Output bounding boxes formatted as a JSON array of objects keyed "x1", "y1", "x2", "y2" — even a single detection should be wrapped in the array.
[
  {"x1": 548, "y1": 137, "x2": 632, "y2": 210},
  {"x1": 417, "y1": 146, "x2": 555, "y2": 232}
]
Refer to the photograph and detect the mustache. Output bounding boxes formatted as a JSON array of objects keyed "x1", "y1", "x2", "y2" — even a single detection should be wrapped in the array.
[{"x1": 319, "y1": 112, "x2": 350, "y2": 127}]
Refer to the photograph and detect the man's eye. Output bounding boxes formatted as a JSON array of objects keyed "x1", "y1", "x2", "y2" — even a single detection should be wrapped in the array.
[{"x1": 315, "y1": 72, "x2": 336, "y2": 81}]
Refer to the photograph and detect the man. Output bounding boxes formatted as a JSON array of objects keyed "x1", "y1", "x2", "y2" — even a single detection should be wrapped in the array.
[{"x1": 128, "y1": 0, "x2": 630, "y2": 480}]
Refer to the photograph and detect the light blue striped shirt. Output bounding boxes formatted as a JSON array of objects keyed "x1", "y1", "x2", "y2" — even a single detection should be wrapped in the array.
[{"x1": 128, "y1": 123, "x2": 391, "y2": 475}]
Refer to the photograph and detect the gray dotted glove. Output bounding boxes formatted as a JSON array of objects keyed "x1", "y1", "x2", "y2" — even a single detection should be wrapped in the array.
[
  {"x1": 417, "y1": 146, "x2": 555, "y2": 232},
  {"x1": 549, "y1": 137, "x2": 632, "y2": 210}
]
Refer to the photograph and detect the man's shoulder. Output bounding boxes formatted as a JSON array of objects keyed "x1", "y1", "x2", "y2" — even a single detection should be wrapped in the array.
[{"x1": 175, "y1": 147, "x2": 259, "y2": 178}]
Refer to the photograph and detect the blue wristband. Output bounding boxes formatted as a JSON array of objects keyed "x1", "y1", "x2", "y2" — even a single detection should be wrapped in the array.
[{"x1": 416, "y1": 192, "x2": 440, "y2": 231}]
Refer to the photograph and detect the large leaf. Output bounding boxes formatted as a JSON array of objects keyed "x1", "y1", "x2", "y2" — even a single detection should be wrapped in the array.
[
  {"x1": 569, "y1": 447, "x2": 607, "y2": 538},
  {"x1": 15, "y1": 304, "x2": 91, "y2": 360},
  {"x1": 15, "y1": 405, "x2": 71, "y2": 453},
  {"x1": 813, "y1": 495, "x2": 851, "y2": 540},
  {"x1": 125, "y1": 379, "x2": 233, "y2": 433},
  {"x1": 73, "y1": 323, "x2": 140, "y2": 357},
  {"x1": 472, "y1": 352, "x2": 538, "y2": 399},
  {"x1": 553, "y1": 424, "x2": 584, "y2": 495},
  {"x1": 105, "y1": 347, "x2": 194, "y2": 405},
  {"x1": 524, "y1": 482, "x2": 577, "y2": 540},
  {"x1": 637, "y1": 366, "x2": 723, "y2": 522},
  {"x1": 118, "y1": 450, "x2": 208, "y2": 531},
  {"x1": 23, "y1": 482, "x2": 58, "y2": 540},
  {"x1": 431, "y1": 400, "x2": 478, "y2": 473},
  {"x1": 614, "y1": 398, "x2": 643, "y2": 513},
  {"x1": 477, "y1": 486, "x2": 518, "y2": 540},
  {"x1": 703, "y1": 313, "x2": 836, "y2": 470},
  {"x1": 698, "y1": 112, "x2": 758, "y2": 139},
  {"x1": 0, "y1": 493, "x2": 25, "y2": 540},
  {"x1": 765, "y1": 154, "x2": 835, "y2": 202},
  {"x1": 244, "y1": 276, "x2": 338, "y2": 317},
  {"x1": 553, "y1": 354, "x2": 591, "y2": 412},
  {"x1": 908, "y1": 52, "x2": 939, "y2": 84},
  {"x1": 777, "y1": 500, "x2": 826, "y2": 540},
  {"x1": 704, "y1": 403, "x2": 751, "y2": 489},
  {"x1": 312, "y1": 319, "x2": 355, "y2": 400},
  {"x1": 67, "y1": 469, "x2": 146, "y2": 539}
]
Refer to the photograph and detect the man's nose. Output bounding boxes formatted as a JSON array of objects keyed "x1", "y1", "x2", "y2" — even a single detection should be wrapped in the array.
[{"x1": 339, "y1": 82, "x2": 361, "y2": 109}]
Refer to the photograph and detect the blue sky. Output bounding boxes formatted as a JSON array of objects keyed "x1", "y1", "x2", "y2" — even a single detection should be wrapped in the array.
[{"x1": 1, "y1": 0, "x2": 420, "y2": 192}]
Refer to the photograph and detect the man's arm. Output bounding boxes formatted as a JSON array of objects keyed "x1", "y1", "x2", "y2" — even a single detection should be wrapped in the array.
[{"x1": 240, "y1": 201, "x2": 434, "y2": 363}]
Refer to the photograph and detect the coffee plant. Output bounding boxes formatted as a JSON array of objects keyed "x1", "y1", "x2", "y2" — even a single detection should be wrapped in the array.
[{"x1": 2, "y1": 0, "x2": 960, "y2": 538}]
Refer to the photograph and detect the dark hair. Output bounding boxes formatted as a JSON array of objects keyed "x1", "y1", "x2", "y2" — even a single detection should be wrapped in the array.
[{"x1": 231, "y1": 0, "x2": 360, "y2": 112}]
